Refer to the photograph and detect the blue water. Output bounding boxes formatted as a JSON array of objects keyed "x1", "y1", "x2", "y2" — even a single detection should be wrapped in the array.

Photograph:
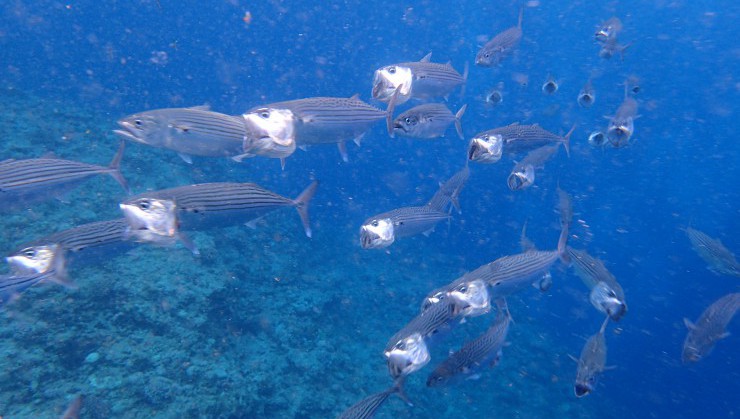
[{"x1": 0, "y1": 0, "x2": 738, "y2": 417}]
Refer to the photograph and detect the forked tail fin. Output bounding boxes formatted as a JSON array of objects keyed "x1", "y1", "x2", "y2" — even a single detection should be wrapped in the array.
[
  {"x1": 108, "y1": 140, "x2": 130, "y2": 194},
  {"x1": 294, "y1": 180, "x2": 319, "y2": 238}
]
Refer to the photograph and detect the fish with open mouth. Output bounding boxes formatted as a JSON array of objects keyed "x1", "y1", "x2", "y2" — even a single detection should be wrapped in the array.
[
  {"x1": 567, "y1": 247, "x2": 628, "y2": 321},
  {"x1": 606, "y1": 87, "x2": 638, "y2": 147},
  {"x1": 573, "y1": 316, "x2": 611, "y2": 397},
  {"x1": 372, "y1": 53, "x2": 467, "y2": 105}
]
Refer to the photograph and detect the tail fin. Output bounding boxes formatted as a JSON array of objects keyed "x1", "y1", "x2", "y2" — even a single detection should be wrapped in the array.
[
  {"x1": 293, "y1": 180, "x2": 319, "y2": 238},
  {"x1": 108, "y1": 141, "x2": 130, "y2": 194},
  {"x1": 454, "y1": 104, "x2": 467, "y2": 140},
  {"x1": 557, "y1": 221, "x2": 570, "y2": 265},
  {"x1": 517, "y1": 7, "x2": 524, "y2": 29},
  {"x1": 562, "y1": 124, "x2": 576, "y2": 158},
  {"x1": 386, "y1": 86, "x2": 401, "y2": 138}
]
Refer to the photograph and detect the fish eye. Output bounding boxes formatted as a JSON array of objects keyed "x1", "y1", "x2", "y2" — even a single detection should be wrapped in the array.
[
  {"x1": 134, "y1": 119, "x2": 143, "y2": 127},
  {"x1": 388, "y1": 66, "x2": 396, "y2": 74},
  {"x1": 484, "y1": 53, "x2": 490, "y2": 58},
  {"x1": 371, "y1": 220, "x2": 378, "y2": 227},
  {"x1": 259, "y1": 111, "x2": 270, "y2": 119},
  {"x1": 458, "y1": 285, "x2": 468, "y2": 293},
  {"x1": 23, "y1": 248, "x2": 36, "y2": 257},
  {"x1": 138, "y1": 200, "x2": 151, "y2": 210}
]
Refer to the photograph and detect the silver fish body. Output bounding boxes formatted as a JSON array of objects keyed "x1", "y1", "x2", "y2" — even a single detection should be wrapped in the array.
[
  {"x1": 606, "y1": 95, "x2": 637, "y2": 147},
  {"x1": 476, "y1": 9, "x2": 523, "y2": 67},
  {"x1": 114, "y1": 107, "x2": 247, "y2": 162},
  {"x1": 685, "y1": 227, "x2": 740, "y2": 277},
  {"x1": 392, "y1": 103, "x2": 467, "y2": 140},
  {"x1": 467, "y1": 133, "x2": 504, "y2": 164},
  {"x1": 386, "y1": 299, "x2": 456, "y2": 355},
  {"x1": 473, "y1": 123, "x2": 573, "y2": 157},
  {"x1": 384, "y1": 332, "x2": 431, "y2": 380},
  {"x1": 578, "y1": 80, "x2": 596, "y2": 108},
  {"x1": 427, "y1": 299, "x2": 511, "y2": 387},
  {"x1": 574, "y1": 317, "x2": 610, "y2": 397},
  {"x1": 372, "y1": 53, "x2": 466, "y2": 104},
  {"x1": 682, "y1": 292, "x2": 740, "y2": 363},
  {"x1": 360, "y1": 206, "x2": 450, "y2": 249},
  {"x1": 0, "y1": 142, "x2": 129, "y2": 211},
  {"x1": 487, "y1": 250, "x2": 561, "y2": 298},
  {"x1": 567, "y1": 247, "x2": 627, "y2": 321}
]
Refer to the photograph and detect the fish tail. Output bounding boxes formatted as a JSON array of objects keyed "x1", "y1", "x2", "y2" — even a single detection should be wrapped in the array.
[
  {"x1": 454, "y1": 104, "x2": 467, "y2": 140},
  {"x1": 293, "y1": 180, "x2": 319, "y2": 238},
  {"x1": 386, "y1": 87, "x2": 401, "y2": 138},
  {"x1": 108, "y1": 140, "x2": 131, "y2": 194},
  {"x1": 562, "y1": 124, "x2": 576, "y2": 158},
  {"x1": 517, "y1": 6, "x2": 524, "y2": 29},
  {"x1": 557, "y1": 222, "x2": 571, "y2": 265}
]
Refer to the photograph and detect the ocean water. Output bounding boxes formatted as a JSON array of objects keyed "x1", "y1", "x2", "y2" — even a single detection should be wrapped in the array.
[{"x1": 0, "y1": 0, "x2": 738, "y2": 418}]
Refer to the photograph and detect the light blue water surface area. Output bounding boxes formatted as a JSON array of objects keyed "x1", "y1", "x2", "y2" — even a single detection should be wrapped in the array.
[{"x1": 0, "y1": 0, "x2": 738, "y2": 417}]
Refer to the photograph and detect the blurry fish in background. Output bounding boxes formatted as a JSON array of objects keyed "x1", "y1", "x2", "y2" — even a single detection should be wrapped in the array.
[
  {"x1": 243, "y1": 95, "x2": 390, "y2": 162},
  {"x1": 475, "y1": 8, "x2": 523, "y2": 67},
  {"x1": 0, "y1": 141, "x2": 129, "y2": 212},
  {"x1": 594, "y1": 17, "x2": 623, "y2": 44},
  {"x1": 572, "y1": 316, "x2": 611, "y2": 397},
  {"x1": 577, "y1": 79, "x2": 596, "y2": 108},
  {"x1": 567, "y1": 247, "x2": 628, "y2": 321},
  {"x1": 541, "y1": 75, "x2": 559, "y2": 95},
  {"x1": 587, "y1": 131, "x2": 607, "y2": 148},
  {"x1": 114, "y1": 106, "x2": 249, "y2": 163},
  {"x1": 684, "y1": 227, "x2": 740, "y2": 277},
  {"x1": 392, "y1": 103, "x2": 467, "y2": 140},
  {"x1": 0, "y1": 246, "x2": 70, "y2": 307},
  {"x1": 507, "y1": 143, "x2": 561, "y2": 191},
  {"x1": 599, "y1": 38, "x2": 631, "y2": 60},
  {"x1": 59, "y1": 395, "x2": 83, "y2": 419},
  {"x1": 471, "y1": 122, "x2": 573, "y2": 158},
  {"x1": 338, "y1": 382, "x2": 408, "y2": 419},
  {"x1": 606, "y1": 86, "x2": 639, "y2": 147},
  {"x1": 485, "y1": 88, "x2": 504, "y2": 107},
  {"x1": 682, "y1": 292, "x2": 740, "y2": 363},
  {"x1": 426, "y1": 166, "x2": 470, "y2": 214},
  {"x1": 371, "y1": 53, "x2": 467, "y2": 105}
]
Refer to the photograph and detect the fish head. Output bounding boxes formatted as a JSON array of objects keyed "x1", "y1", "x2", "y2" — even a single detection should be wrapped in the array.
[
  {"x1": 467, "y1": 134, "x2": 503, "y2": 163},
  {"x1": 114, "y1": 112, "x2": 168, "y2": 147},
  {"x1": 595, "y1": 17, "x2": 622, "y2": 43},
  {"x1": 6, "y1": 244, "x2": 63, "y2": 275},
  {"x1": 606, "y1": 117, "x2": 633, "y2": 147},
  {"x1": 589, "y1": 282, "x2": 627, "y2": 321},
  {"x1": 447, "y1": 279, "x2": 491, "y2": 318},
  {"x1": 681, "y1": 344, "x2": 703, "y2": 363},
  {"x1": 421, "y1": 290, "x2": 448, "y2": 313},
  {"x1": 360, "y1": 218, "x2": 395, "y2": 249},
  {"x1": 574, "y1": 380, "x2": 593, "y2": 397},
  {"x1": 426, "y1": 366, "x2": 453, "y2": 387},
  {"x1": 507, "y1": 164, "x2": 535, "y2": 191},
  {"x1": 542, "y1": 79, "x2": 558, "y2": 95},
  {"x1": 485, "y1": 90, "x2": 503, "y2": 106},
  {"x1": 242, "y1": 108, "x2": 297, "y2": 159},
  {"x1": 371, "y1": 65, "x2": 412, "y2": 103},
  {"x1": 587, "y1": 131, "x2": 607, "y2": 147},
  {"x1": 392, "y1": 113, "x2": 420, "y2": 137},
  {"x1": 384, "y1": 333, "x2": 430, "y2": 379},
  {"x1": 475, "y1": 46, "x2": 502, "y2": 67},
  {"x1": 578, "y1": 92, "x2": 595, "y2": 108},
  {"x1": 120, "y1": 197, "x2": 179, "y2": 245}
]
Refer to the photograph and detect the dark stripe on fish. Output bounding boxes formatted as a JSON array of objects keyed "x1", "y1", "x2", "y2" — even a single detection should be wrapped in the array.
[
  {"x1": 338, "y1": 386, "x2": 399, "y2": 419},
  {"x1": 16, "y1": 219, "x2": 129, "y2": 254},
  {"x1": 370, "y1": 206, "x2": 450, "y2": 238}
]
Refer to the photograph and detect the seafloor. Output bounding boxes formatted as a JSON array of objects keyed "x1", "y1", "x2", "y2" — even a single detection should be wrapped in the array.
[{"x1": 0, "y1": 88, "x2": 627, "y2": 418}]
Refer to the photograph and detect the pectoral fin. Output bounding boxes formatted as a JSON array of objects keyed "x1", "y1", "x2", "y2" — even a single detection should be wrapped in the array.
[{"x1": 178, "y1": 153, "x2": 193, "y2": 164}]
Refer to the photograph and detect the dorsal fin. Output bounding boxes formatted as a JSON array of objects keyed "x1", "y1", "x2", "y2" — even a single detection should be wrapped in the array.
[
  {"x1": 349, "y1": 93, "x2": 360, "y2": 100},
  {"x1": 188, "y1": 104, "x2": 211, "y2": 111},
  {"x1": 420, "y1": 52, "x2": 432, "y2": 62}
]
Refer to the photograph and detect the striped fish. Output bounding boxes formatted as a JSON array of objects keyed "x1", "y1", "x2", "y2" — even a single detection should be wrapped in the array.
[
  {"x1": 472, "y1": 122, "x2": 573, "y2": 157},
  {"x1": 422, "y1": 268, "x2": 491, "y2": 319},
  {"x1": 573, "y1": 316, "x2": 610, "y2": 397},
  {"x1": 246, "y1": 95, "x2": 390, "y2": 162},
  {"x1": 120, "y1": 181, "x2": 318, "y2": 251},
  {"x1": 0, "y1": 141, "x2": 129, "y2": 211},
  {"x1": 359, "y1": 206, "x2": 450, "y2": 249},
  {"x1": 567, "y1": 247, "x2": 627, "y2": 321},
  {"x1": 0, "y1": 270, "x2": 64, "y2": 307},
  {"x1": 114, "y1": 106, "x2": 249, "y2": 163},
  {"x1": 682, "y1": 292, "x2": 740, "y2": 363},
  {"x1": 337, "y1": 384, "x2": 403, "y2": 419},
  {"x1": 391, "y1": 103, "x2": 467, "y2": 140},
  {"x1": 606, "y1": 89, "x2": 638, "y2": 147},
  {"x1": 426, "y1": 165, "x2": 470, "y2": 214},
  {"x1": 507, "y1": 143, "x2": 561, "y2": 191},
  {"x1": 684, "y1": 227, "x2": 740, "y2": 277},
  {"x1": 427, "y1": 299, "x2": 511, "y2": 387},
  {"x1": 475, "y1": 8, "x2": 523, "y2": 67},
  {"x1": 372, "y1": 53, "x2": 467, "y2": 105},
  {"x1": 385, "y1": 299, "x2": 456, "y2": 354}
]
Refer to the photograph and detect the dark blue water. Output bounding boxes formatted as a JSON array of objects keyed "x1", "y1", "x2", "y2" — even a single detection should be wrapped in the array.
[{"x1": 0, "y1": 0, "x2": 738, "y2": 417}]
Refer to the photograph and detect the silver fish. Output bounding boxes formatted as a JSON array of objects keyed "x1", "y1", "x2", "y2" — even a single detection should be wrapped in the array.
[
  {"x1": 606, "y1": 90, "x2": 638, "y2": 147},
  {"x1": 6, "y1": 244, "x2": 62, "y2": 275},
  {"x1": 0, "y1": 142, "x2": 129, "y2": 211},
  {"x1": 574, "y1": 316, "x2": 610, "y2": 397},
  {"x1": 507, "y1": 144, "x2": 561, "y2": 191},
  {"x1": 360, "y1": 206, "x2": 449, "y2": 249},
  {"x1": 114, "y1": 106, "x2": 249, "y2": 163},
  {"x1": 567, "y1": 247, "x2": 627, "y2": 321},
  {"x1": 577, "y1": 79, "x2": 596, "y2": 108},
  {"x1": 427, "y1": 299, "x2": 511, "y2": 387},
  {"x1": 542, "y1": 75, "x2": 558, "y2": 95},
  {"x1": 682, "y1": 292, "x2": 740, "y2": 363},
  {"x1": 241, "y1": 107, "x2": 297, "y2": 163},
  {"x1": 594, "y1": 17, "x2": 623, "y2": 44},
  {"x1": 371, "y1": 53, "x2": 467, "y2": 105},
  {"x1": 244, "y1": 95, "x2": 389, "y2": 162},
  {"x1": 472, "y1": 122, "x2": 573, "y2": 158},
  {"x1": 467, "y1": 133, "x2": 503, "y2": 164},
  {"x1": 392, "y1": 103, "x2": 467, "y2": 140},
  {"x1": 587, "y1": 131, "x2": 607, "y2": 147},
  {"x1": 421, "y1": 264, "x2": 492, "y2": 317},
  {"x1": 384, "y1": 332, "x2": 431, "y2": 380},
  {"x1": 684, "y1": 227, "x2": 740, "y2": 277},
  {"x1": 485, "y1": 90, "x2": 503, "y2": 107},
  {"x1": 338, "y1": 384, "x2": 405, "y2": 419},
  {"x1": 426, "y1": 166, "x2": 470, "y2": 214},
  {"x1": 475, "y1": 8, "x2": 523, "y2": 67},
  {"x1": 386, "y1": 299, "x2": 456, "y2": 357}
]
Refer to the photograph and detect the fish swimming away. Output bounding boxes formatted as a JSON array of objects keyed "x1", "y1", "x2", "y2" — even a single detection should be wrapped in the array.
[
  {"x1": 599, "y1": 38, "x2": 631, "y2": 60},
  {"x1": 371, "y1": 53, "x2": 467, "y2": 105},
  {"x1": 606, "y1": 88, "x2": 638, "y2": 147},
  {"x1": 485, "y1": 90, "x2": 503, "y2": 107},
  {"x1": 577, "y1": 79, "x2": 596, "y2": 108},
  {"x1": 567, "y1": 247, "x2": 628, "y2": 321},
  {"x1": 573, "y1": 316, "x2": 611, "y2": 397},
  {"x1": 682, "y1": 292, "x2": 740, "y2": 363},
  {"x1": 475, "y1": 8, "x2": 523, "y2": 67},
  {"x1": 470, "y1": 122, "x2": 573, "y2": 158},
  {"x1": 507, "y1": 143, "x2": 561, "y2": 191},
  {"x1": 684, "y1": 227, "x2": 740, "y2": 277},
  {"x1": 426, "y1": 166, "x2": 470, "y2": 214},
  {"x1": 427, "y1": 299, "x2": 511, "y2": 387},
  {"x1": 392, "y1": 103, "x2": 467, "y2": 140},
  {"x1": 119, "y1": 181, "x2": 318, "y2": 253},
  {"x1": 337, "y1": 382, "x2": 408, "y2": 419},
  {"x1": 114, "y1": 106, "x2": 250, "y2": 163},
  {"x1": 244, "y1": 95, "x2": 390, "y2": 162},
  {"x1": 0, "y1": 141, "x2": 129, "y2": 212}
]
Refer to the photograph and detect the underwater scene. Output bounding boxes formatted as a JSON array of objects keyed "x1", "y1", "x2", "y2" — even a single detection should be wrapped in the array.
[{"x1": 0, "y1": 0, "x2": 738, "y2": 418}]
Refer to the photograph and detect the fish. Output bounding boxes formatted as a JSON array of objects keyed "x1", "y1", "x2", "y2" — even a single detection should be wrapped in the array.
[
  {"x1": 558, "y1": 187, "x2": 573, "y2": 231},
  {"x1": 426, "y1": 166, "x2": 470, "y2": 214},
  {"x1": 384, "y1": 332, "x2": 431, "y2": 380},
  {"x1": 599, "y1": 38, "x2": 631, "y2": 60},
  {"x1": 541, "y1": 75, "x2": 558, "y2": 95},
  {"x1": 594, "y1": 17, "x2": 623, "y2": 44},
  {"x1": 471, "y1": 122, "x2": 573, "y2": 158},
  {"x1": 120, "y1": 181, "x2": 318, "y2": 252},
  {"x1": 587, "y1": 131, "x2": 607, "y2": 147},
  {"x1": 0, "y1": 246, "x2": 70, "y2": 307},
  {"x1": 359, "y1": 206, "x2": 450, "y2": 249},
  {"x1": 114, "y1": 106, "x2": 249, "y2": 163},
  {"x1": 567, "y1": 247, "x2": 628, "y2": 321},
  {"x1": 241, "y1": 107, "x2": 297, "y2": 164},
  {"x1": 421, "y1": 263, "x2": 493, "y2": 318},
  {"x1": 0, "y1": 141, "x2": 129, "y2": 211},
  {"x1": 467, "y1": 132, "x2": 503, "y2": 164},
  {"x1": 606, "y1": 88, "x2": 638, "y2": 147},
  {"x1": 577, "y1": 79, "x2": 596, "y2": 108},
  {"x1": 371, "y1": 53, "x2": 467, "y2": 105},
  {"x1": 386, "y1": 299, "x2": 456, "y2": 360},
  {"x1": 682, "y1": 292, "x2": 740, "y2": 363},
  {"x1": 392, "y1": 103, "x2": 467, "y2": 140},
  {"x1": 573, "y1": 316, "x2": 611, "y2": 397},
  {"x1": 337, "y1": 384, "x2": 406, "y2": 419},
  {"x1": 485, "y1": 90, "x2": 503, "y2": 107},
  {"x1": 243, "y1": 95, "x2": 390, "y2": 162},
  {"x1": 6, "y1": 244, "x2": 62, "y2": 275},
  {"x1": 427, "y1": 299, "x2": 511, "y2": 387},
  {"x1": 507, "y1": 144, "x2": 561, "y2": 191},
  {"x1": 475, "y1": 8, "x2": 523, "y2": 67},
  {"x1": 684, "y1": 227, "x2": 740, "y2": 277}
]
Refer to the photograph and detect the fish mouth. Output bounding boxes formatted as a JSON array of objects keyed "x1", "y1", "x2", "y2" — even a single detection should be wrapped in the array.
[
  {"x1": 574, "y1": 384, "x2": 591, "y2": 397},
  {"x1": 113, "y1": 121, "x2": 145, "y2": 144}
]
